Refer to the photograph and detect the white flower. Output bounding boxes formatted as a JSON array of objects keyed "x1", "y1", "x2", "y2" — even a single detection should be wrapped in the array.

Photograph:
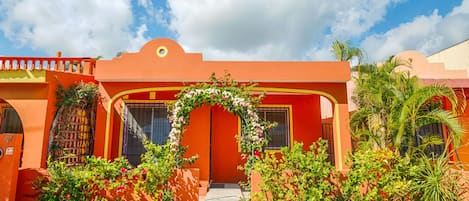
[
  {"x1": 177, "y1": 117, "x2": 185, "y2": 124},
  {"x1": 170, "y1": 141, "x2": 180, "y2": 148},
  {"x1": 251, "y1": 135, "x2": 259, "y2": 141},
  {"x1": 184, "y1": 93, "x2": 193, "y2": 99}
]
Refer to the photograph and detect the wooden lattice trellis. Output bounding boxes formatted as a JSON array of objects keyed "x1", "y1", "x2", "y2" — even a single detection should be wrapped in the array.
[{"x1": 48, "y1": 105, "x2": 96, "y2": 165}]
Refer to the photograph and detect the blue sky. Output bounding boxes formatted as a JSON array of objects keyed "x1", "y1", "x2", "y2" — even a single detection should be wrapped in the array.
[{"x1": 0, "y1": 0, "x2": 467, "y2": 62}]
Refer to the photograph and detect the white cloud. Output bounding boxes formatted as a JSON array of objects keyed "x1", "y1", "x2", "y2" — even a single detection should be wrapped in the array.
[
  {"x1": 167, "y1": 0, "x2": 401, "y2": 60},
  {"x1": 127, "y1": 24, "x2": 150, "y2": 52},
  {"x1": 361, "y1": 0, "x2": 469, "y2": 62},
  {"x1": 0, "y1": 0, "x2": 145, "y2": 58},
  {"x1": 137, "y1": 0, "x2": 153, "y2": 9}
]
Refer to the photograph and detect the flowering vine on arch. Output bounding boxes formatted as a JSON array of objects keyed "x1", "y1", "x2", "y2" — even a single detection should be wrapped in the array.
[{"x1": 167, "y1": 74, "x2": 274, "y2": 172}]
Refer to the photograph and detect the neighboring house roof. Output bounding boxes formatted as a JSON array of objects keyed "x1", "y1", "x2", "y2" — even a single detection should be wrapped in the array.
[
  {"x1": 427, "y1": 39, "x2": 469, "y2": 76},
  {"x1": 396, "y1": 50, "x2": 468, "y2": 79},
  {"x1": 342, "y1": 39, "x2": 469, "y2": 115}
]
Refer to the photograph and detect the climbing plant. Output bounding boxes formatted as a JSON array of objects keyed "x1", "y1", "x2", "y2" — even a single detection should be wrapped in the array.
[
  {"x1": 167, "y1": 73, "x2": 275, "y2": 178},
  {"x1": 48, "y1": 81, "x2": 99, "y2": 164}
]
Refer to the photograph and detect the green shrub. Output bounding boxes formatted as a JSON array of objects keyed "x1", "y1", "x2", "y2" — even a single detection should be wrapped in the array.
[
  {"x1": 339, "y1": 148, "x2": 413, "y2": 201},
  {"x1": 38, "y1": 156, "x2": 130, "y2": 200},
  {"x1": 411, "y1": 153, "x2": 463, "y2": 201},
  {"x1": 252, "y1": 140, "x2": 337, "y2": 200},
  {"x1": 38, "y1": 141, "x2": 176, "y2": 200}
]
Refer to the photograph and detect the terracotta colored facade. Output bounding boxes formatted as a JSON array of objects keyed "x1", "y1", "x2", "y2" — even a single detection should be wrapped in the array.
[{"x1": 0, "y1": 38, "x2": 352, "y2": 199}]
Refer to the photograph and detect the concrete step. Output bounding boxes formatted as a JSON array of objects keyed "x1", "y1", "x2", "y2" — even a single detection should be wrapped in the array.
[
  {"x1": 199, "y1": 180, "x2": 210, "y2": 197},
  {"x1": 199, "y1": 183, "x2": 250, "y2": 201}
]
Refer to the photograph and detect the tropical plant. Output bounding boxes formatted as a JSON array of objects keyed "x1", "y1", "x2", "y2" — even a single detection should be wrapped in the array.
[
  {"x1": 252, "y1": 140, "x2": 337, "y2": 201},
  {"x1": 410, "y1": 151, "x2": 464, "y2": 201},
  {"x1": 338, "y1": 147, "x2": 414, "y2": 200},
  {"x1": 331, "y1": 39, "x2": 364, "y2": 64},
  {"x1": 350, "y1": 56, "x2": 465, "y2": 155}
]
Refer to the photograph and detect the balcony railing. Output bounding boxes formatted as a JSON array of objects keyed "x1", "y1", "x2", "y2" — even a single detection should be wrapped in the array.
[{"x1": 0, "y1": 56, "x2": 96, "y2": 75}]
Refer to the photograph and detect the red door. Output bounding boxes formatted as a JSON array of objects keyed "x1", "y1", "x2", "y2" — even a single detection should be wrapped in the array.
[{"x1": 210, "y1": 106, "x2": 245, "y2": 183}]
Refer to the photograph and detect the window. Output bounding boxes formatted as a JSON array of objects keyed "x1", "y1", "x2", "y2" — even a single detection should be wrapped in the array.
[
  {"x1": 122, "y1": 103, "x2": 171, "y2": 166},
  {"x1": 258, "y1": 107, "x2": 291, "y2": 150},
  {"x1": 416, "y1": 123, "x2": 445, "y2": 158},
  {"x1": 399, "y1": 123, "x2": 446, "y2": 158},
  {"x1": 0, "y1": 106, "x2": 23, "y2": 133}
]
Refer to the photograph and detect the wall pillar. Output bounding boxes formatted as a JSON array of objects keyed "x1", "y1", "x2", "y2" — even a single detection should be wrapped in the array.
[
  {"x1": 333, "y1": 103, "x2": 352, "y2": 170},
  {"x1": 8, "y1": 100, "x2": 48, "y2": 168}
]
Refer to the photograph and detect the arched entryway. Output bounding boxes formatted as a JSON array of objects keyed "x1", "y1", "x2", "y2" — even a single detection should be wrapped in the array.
[
  {"x1": 0, "y1": 99, "x2": 24, "y2": 200},
  {"x1": 0, "y1": 99, "x2": 24, "y2": 167},
  {"x1": 0, "y1": 100, "x2": 24, "y2": 134}
]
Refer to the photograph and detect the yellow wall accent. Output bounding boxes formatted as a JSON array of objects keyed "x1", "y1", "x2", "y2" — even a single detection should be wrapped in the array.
[
  {"x1": 0, "y1": 70, "x2": 46, "y2": 83},
  {"x1": 149, "y1": 92, "x2": 156, "y2": 99},
  {"x1": 156, "y1": 46, "x2": 168, "y2": 58}
]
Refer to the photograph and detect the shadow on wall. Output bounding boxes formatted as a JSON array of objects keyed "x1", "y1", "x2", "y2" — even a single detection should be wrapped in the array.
[{"x1": 170, "y1": 168, "x2": 200, "y2": 201}]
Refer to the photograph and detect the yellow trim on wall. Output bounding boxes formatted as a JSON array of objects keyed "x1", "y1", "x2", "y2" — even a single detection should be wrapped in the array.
[
  {"x1": 122, "y1": 99, "x2": 175, "y2": 104},
  {"x1": 103, "y1": 86, "x2": 344, "y2": 169},
  {"x1": 334, "y1": 104, "x2": 343, "y2": 170},
  {"x1": 149, "y1": 92, "x2": 156, "y2": 99},
  {"x1": 118, "y1": 99, "x2": 176, "y2": 157},
  {"x1": 118, "y1": 101, "x2": 125, "y2": 157},
  {"x1": 156, "y1": 46, "x2": 168, "y2": 58},
  {"x1": 0, "y1": 70, "x2": 46, "y2": 83}
]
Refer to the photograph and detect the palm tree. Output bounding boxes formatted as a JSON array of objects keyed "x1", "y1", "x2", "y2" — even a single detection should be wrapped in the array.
[
  {"x1": 350, "y1": 56, "x2": 465, "y2": 155},
  {"x1": 331, "y1": 40, "x2": 363, "y2": 64}
]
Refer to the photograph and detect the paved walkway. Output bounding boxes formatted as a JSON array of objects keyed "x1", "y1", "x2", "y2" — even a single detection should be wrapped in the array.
[{"x1": 200, "y1": 184, "x2": 249, "y2": 201}]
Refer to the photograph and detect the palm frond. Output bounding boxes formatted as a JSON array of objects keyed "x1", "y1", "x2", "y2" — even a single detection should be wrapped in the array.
[{"x1": 417, "y1": 110, "x2": 464, "y2": 147}]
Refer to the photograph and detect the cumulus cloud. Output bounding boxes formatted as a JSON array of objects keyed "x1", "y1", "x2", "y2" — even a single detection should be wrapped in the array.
[
  {"x1": 167, "y1": 0, "x2": 401, "y2": 61},
  {"x1": 361, "y1": 0, "x2": 469, "y2": 62},
  {"x1": 127, "y1": 24, "x2": 150, "y2": 52},
  {"x1": 0, "y1": 0, "x2": 147, "y2": 58}
]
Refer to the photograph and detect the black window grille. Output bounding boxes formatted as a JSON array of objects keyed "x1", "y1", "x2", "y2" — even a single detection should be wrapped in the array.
[
  {"x1": 122, "y1": 103, "x2": 171, "y2": 166},
  {"x1": 258, "y1": 107, "x2": 290, "y2": 150},
  {"x1": 416, "y1": 123, "x2": 445, "y2": 158}
]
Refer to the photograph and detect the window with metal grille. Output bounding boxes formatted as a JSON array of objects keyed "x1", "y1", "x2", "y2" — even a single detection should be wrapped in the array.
[
  {"x1": 258, "y1": 107, "x2": 290, "y2": 150},
  {"x1": 122, "y1": 103, "x2": 171, "y2": 166},
  {"x1": 416, "y1": 123, "x2": 445, "y2": 158},
  {"x1": 0, "y1": 106, "x2": 23, "y2": 133}
]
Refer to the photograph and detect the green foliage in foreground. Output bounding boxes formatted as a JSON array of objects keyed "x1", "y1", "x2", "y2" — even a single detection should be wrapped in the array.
[
  {"x1": 38, "y1": 141, "x2": 176, "y2": 201},
  {"x1": 253, "y1": 140, "x2": 465, "y2": 201},
  {"x1": 253, "y1": 141, "x2": 337, "y2": 201}
]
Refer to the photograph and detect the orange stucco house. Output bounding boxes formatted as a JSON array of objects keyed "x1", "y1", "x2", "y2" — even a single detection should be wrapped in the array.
[{"x1": 0, "y1": 38, "x2": 352, "y2": 199}]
